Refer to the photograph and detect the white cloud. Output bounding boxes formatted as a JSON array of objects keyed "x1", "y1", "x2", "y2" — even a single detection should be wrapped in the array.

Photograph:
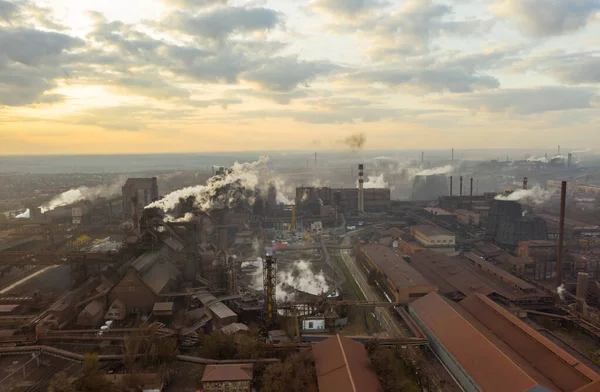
[{"x1": 495, "y1": 0, "x2": 600, "y2": 37}]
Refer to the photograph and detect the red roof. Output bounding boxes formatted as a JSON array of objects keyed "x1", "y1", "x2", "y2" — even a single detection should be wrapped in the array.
[
  {"x1": 201, "y1": 364, "x2": 253, "y2": 383},
  {"x1": 312, "y1": 335, "x2": 382, "y2": 392},
  {"x1": 410, "y1": 293, "x2": 538, "y2": 392}
]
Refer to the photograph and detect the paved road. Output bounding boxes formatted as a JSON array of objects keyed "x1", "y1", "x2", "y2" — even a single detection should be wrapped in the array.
[{"x1": 339, "y1": 228, "x2": 406, "y2": 337}]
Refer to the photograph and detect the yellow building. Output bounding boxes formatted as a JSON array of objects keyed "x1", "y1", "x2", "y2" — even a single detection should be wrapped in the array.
[{"x1": 412, "y1": 225, "x2": 456, "y2": 252}]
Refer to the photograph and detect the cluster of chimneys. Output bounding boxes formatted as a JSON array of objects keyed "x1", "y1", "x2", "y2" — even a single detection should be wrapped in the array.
[{"x1": 448, "y1": 176, "x2": 475, "y2": 197}]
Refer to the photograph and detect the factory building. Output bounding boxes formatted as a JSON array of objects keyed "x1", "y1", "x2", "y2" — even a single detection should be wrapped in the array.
[
  {"x1": 409, "y1": 293, "x2": 540, "y2": 392},
  {"x1": 357, "y1": 243, "x2": 436, "y2": 303},
  {"x1": 459, "y1": 294, "x2": 600, "y2": 392},
  {"x1": 295, "y1": 186, "x2": 390, "y2": 214},
  {"x1": 194, "y1": 293, "x2": 237, "y2": 329},
  {"x1": 312, "y1": 334, "x2": 383, "y2": 392},
  {"x1": 108, "y1": 249, "x2": 181, "y2": 313},
  {"x1": 122, "y1": 177, "x2": 159, "y2": 219},
  {"x1": 412, "y1": 225, "x2": 456, "y2": 253},
  {"x1": 455, "y1": 209, "x2": 481, "y2": 226},
  {"x1": 201, "y1": 364, "x2": 254, "y2": 392}
]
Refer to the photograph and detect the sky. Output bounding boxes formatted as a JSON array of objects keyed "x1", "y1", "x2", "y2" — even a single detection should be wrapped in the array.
[{"x1": 0, "y1": 0, "x2": 599, "y2": 155}]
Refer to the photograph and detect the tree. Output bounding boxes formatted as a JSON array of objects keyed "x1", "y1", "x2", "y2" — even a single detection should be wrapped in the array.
[
  {"x1": 79, "y1": 353, "x2": 117, "y2": 392},
  {"x1": 368, "y1": 346, "x2": 420, "y2": 392},
  {"x1": 260, "y1": 351, "x2": 318, "y2": 392},
  {"x1": 236, "y1": 328, "x2": 266, "y2": 360},
  {"x1": 201, "y1": 331, "x2": 237, "y2": 360}
]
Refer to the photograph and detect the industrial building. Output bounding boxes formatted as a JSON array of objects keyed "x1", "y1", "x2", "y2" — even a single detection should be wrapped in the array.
[
  {"x1": 411, "y1": 225, "x2": 456, "y2": 252},
  {"x1": 201, "y1": 364, "x2": 254, "y2": 392},
  {"x1": 312, "y1": 334, "x2": 383, "y2": 392},
  {"x1": 409, "y1": 292, "x2": 541, "y2": 392},
  {"x1": 122, "y1": 177, "x2": 159, "y2": 218},
  {"x1": 295, "y1": 186, "x2": 391, "y2": 214},
  {"x1": 357, "y1": 243, "x2": 437, "y2": 303}
]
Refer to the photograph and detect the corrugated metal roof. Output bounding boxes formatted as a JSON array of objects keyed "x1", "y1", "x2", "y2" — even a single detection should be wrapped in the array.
[
  {"x1": 410, "y1": 293, "x2": 538, "y2": 392},
  {"x1": 81, "y1": 299, "x2": 104, "y2": 317},
  {"x1": 152, "y1": 302, "x2": 174, "y2": 313},
  {"x1": 141, "y1": 259, "x2": 181, "y2": 295},
  {"x1": 194, "y1": 293, "x2": 236, "y2": 320},
  {"x1": 413, "y1": 224, "x2": 454, "y2": 237},
  {"x1": 464, "y1": 252, "x2": 536, "y2": 292},
  {"x1": 460, "y1": 294, "x2": 599, "y2": 392},
  {"x1": 132, "y1": 248, "x2": 172, "y2": 274},
  {"x1": 0, "y1": 304, "x2": 21, "y2": 313},
  {"x1": 361, "y1": 243, "x2": 432, "y2": 289},
  {"x1": 202, "y1": 364, "x2": 253, "y2": 382},
  {"x1": 221, "y1": 323, "x2": 249, "y2": 335},
  {"x1": 312, "y1": 334, "x2": 382, "y2": 392}
]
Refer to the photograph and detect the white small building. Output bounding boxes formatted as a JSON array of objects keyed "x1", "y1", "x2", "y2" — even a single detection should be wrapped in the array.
[{"x1": 302, "y1": 317, "x2": 326, "y2": 331}]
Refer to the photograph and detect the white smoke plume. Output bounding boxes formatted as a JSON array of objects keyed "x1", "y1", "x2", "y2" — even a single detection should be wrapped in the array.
[
  {"x1": 557, "y1": 284, "x2": 566, "y2": 300},
  {"x1": 252, "y1": 259, "x2": 330, "y2": 301},
  {"x1": 268, "y1": 177, "x2": 294, "y2": 205},
  {"x1": 416, "y1": 165, "x2": 454, "y2": 176},
  {"x1": 361, "y1": 174, "x2": 389, "y2": 189},
  {"x1": 495, "y1": 186, "x2": 553, "y2": 205},
  {"x1": 527, "y1": 157, "x2": 548, "y2": 163},
  {"x1": 146, "y1": 157, "x2": 268, "y2": 213},
  {"x1": 40, "y1": 181, "x2": 122, "y2": 213},
  {"x1": 164, "y1": 213, "x2": 195, "y2": 223},
  {"x1": 16, "y1": 209, "x2": 30, "y2": 219}
]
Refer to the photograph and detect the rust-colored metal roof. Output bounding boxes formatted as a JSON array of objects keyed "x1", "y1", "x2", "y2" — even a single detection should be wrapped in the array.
[
  {"x1": 410, "y1": 293, "x2": 538, "y2": 392},
  {"x1": 361, "y1": 243, "x2": 432, "y2": 289},
  {"x1": 574, "y1": 379, "x2": 600, "y2": 392},
  {"x1": 413, "y1": 224, "x2": 454, "y2": 237},
  {"x1": 312, "y1": 334, "x2": 383, "y2": 392},
  {"x1": 460, "y1": 294, "x2": 599, "y2": 392},
  {"x1": 202, "y1": 364, "x2": 253, "y2": 382}
]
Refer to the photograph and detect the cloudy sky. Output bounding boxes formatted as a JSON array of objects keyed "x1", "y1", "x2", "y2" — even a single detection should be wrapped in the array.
[{"x1": 1, "y1": 0, "x2": 599, "y2": 154}]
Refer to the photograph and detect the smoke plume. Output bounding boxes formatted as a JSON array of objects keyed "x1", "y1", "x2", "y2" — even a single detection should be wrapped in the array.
[
  {"x1": 495, "y1": 186, "x2": 553, "y2": 205},
  {"x1": 16, "y1": 209, "x2": 30, "y2": 219},
  {"x1": 527, "y1": 157, "x2": 548, "y2": 163},
  {"x1": 252, "y1": 259, "x2": 330, "y2": 301},
  {"x1": 416, "y1": 165, "x2": 453, "y2": 176},
  {"x1": 557, "y1": 284, "x2": 566, "y2": 300},
  {"x1": 343, "y1": 133, "x2": 366, "y2": 152},
  {"x1": 147, "y1": 157, "x2": 268, "y2": 214},
  {"x1": 40, "y1": 182, "x2": 122, "y2": 213},
  {"x1": 361, "y1": 174, "x2": 388, "y2": 189}
]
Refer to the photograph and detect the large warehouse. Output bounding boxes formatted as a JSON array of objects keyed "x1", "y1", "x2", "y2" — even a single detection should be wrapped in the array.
[
  {"x1": 357, "y1": 243, "x2": 436, "y2": 303},
  {"x1": 410, "y1": 293, "x2": 600, "y2": 392}
]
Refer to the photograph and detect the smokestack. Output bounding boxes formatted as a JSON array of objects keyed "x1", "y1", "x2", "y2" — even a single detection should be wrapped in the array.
[
  {"x1": 545, "y1": 152, "x2": 548, "y2": 160},
  {"x1": 558, "y1": 145, "x2": 561, "y2": 155},
  {"x1": 421, "y1": 152, "x2": 424, "y2": 165},
  {"x1": 576, "y1": 272, "x2": 589, "y2": 300},
  {"x1": 449, "y1": 176, "x2": 453, "y2": 197},
  {"x1": 131, "y1": 196, "x2": 139, "y2": 230},
  {"x1": 556, "y1": 181, "x2": 567, "y2": 289},
  {"x1": 568, "y1": 153, "x2": 573, "y2": 168},
  {"x1": 459, "y1": 176, "x2": 463, "y2": 197},
  {"x1": 452, "y1": 148, "x2": 454, "y2": 161},
  {"x1": 358, "y1": 164, "x2": 364, "y2": 214},
  {"x1": 523, "y1": 177, "x2": 528, "y2": 190},
  {"x1": 470, "y1": 178, "x2": 473, "y2": 197},
  {"x1": 315, "y1": 152, "x2": 317, "y2": 166}
]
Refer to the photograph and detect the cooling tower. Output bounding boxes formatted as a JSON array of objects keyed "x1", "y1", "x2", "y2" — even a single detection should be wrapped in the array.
[
  {"x1": 484, "y1": 200, "x2": 522, "y2": 235},
  {"x1": 495, "y1": 216, "x2": 548, "y2": 251},
  {"x1": 412, "y1": 174, "x2": 448, "y2": 201}
]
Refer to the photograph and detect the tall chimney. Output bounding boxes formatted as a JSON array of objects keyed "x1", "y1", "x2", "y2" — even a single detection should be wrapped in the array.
[
  {"x1": 315, "y1": 152, "x2": 317, "y2": 166},
  {"x1": 523, "y1": 177, "x2": 528, "y2": 190},
  {"x1": 459, "y1": 176, "x2": 463, "y2": 197},
  {"x1": 576, "y1": 272, "x2": 589, "y2": 300},
  {"x1": 421, "y1": 152, "x2": 424, "y2": 165},
  {"x1": 568, "y1": 153, "x2": 573, "y2": 168},
  {"x1": 452, "y1": 148, "x2": 454, "y2": 161},
  {"x1": 558, "y1": 145, "x2": 561, "y2": 156},
  {"x1": 545, "y1": 152, "x2": 548, "y2": 160},
  {"x1": 449, "y1": 176, "x2": 453, "y2": 197},
  {"x1": 470, "y1": 178, "x2": 473, "y2": 196},
  {"x1": 556, "y1": 181, "x2": 567, "y2": 289},
  {"x1": 358, "y1": 164, "x2": 364, "y2": 214}
]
